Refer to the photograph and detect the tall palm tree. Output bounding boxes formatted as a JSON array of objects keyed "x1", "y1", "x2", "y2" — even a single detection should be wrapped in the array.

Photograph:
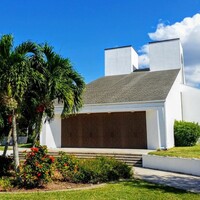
[
  {"x1": 0, "y1": 34, "x2": 40, "y2": 171},
  {"x1": 0, "y1": 35, "x2": 85, "y2": 171},
  {"x1": 28, "y1": 44, "x2": 85, "y2": 144}
]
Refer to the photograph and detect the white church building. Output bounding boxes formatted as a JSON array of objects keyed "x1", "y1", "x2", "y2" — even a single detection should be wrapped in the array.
[{"x1": 41, "y1": 38, "x2": 200, "y2": 150}]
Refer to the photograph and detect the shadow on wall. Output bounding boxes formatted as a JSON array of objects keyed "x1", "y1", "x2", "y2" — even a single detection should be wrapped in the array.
[{"x1": 0, "y1": 136, "x2": 28, "y2": 145}]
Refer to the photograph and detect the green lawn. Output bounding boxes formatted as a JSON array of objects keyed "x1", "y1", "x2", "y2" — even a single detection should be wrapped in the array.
[
  {"x1": 0, "y1": 180, "x2": 199, "y2": 200},
  {"x1": 0, "y1": 146, "x2": 11, "y2": 151},
  {"x1": 149, "y1": 145, "x2": 200, "y2": 159}
]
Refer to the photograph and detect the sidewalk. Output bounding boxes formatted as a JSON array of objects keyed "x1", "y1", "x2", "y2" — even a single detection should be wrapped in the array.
[
  {"x1": 134, "y1": 167, "x2": 200, "y2": 193},
  {"x1": 0, "y1": 150, "x2": 13, "y2": 156}
]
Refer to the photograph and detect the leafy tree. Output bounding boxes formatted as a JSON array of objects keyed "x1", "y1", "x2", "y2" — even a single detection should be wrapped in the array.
[
  {"x1": 27, "y1": 44, "x2": 85, "y2": 145},
  {"x1": 0, "y1": 34, "x2": 40, "y2": 171},
  {"x1": 0, "y1": 34, "x2": 85, "y2": 172}
]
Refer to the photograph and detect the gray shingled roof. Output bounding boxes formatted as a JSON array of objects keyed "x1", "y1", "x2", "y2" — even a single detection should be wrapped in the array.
[{"x1": 83, "y1": 69, "x2": 180, "y2": 104}]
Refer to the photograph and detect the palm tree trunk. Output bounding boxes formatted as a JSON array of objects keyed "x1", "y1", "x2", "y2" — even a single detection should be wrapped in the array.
[
  {"x1": 2, "y1": 129, "x2": 12, "y2": 157},
  {"x1": 33, "y1": 113, "x2": 43, "y2": 147},
  {"x1": 12, "y1": 110, "x2": 19, "y2": 172}
]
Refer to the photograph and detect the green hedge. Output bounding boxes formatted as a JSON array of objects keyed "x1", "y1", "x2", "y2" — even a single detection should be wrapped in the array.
[
  {"x1": 174, "y1": 120, "x2": 200, "y2": 146},
  {"x1": 56, "y1": 152, "x2": 132, "y2": 183}
]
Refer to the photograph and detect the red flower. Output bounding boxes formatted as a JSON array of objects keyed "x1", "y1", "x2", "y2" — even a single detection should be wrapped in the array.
[
  {"x1": 49, "y1": 156, "x2": 55, "y2": 163},
  {"x1": 8, "y1": 115, "x2": 12, "y2": 124},
  {"x1": 31, "y1": 147, "x2": 39, "y2": 153},
  {"x1": 31, "y1": 152, "x2": 35, "y2": 156},
  {"x1": 36, "y1": 105, "x2": 45, "y2": 113},
  {"x1": 37, "y1": 173, "x2": 41, "y2": 177},
  {"x1": 64, "y1": 163, "x2": 68, "y2": 167}
]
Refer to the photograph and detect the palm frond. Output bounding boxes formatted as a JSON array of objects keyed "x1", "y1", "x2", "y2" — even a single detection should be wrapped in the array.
[
  {"x1": 0, "y1": 34, "x2": 13, "y2": 59},
  {"x1": 14, "y1": 41, "x2": 40, "y2": 57}
]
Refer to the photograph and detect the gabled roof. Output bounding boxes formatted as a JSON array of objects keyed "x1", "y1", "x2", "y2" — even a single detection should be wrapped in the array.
[{"x1": 83, "y1": 69, "x2": 180, "y2": 104}]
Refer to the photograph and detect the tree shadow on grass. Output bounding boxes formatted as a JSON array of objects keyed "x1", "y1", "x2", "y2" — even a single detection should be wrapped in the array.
[
  {"x1": 135, "y1": 171, "x2": 200, "y2": 193},
  {"x1": 120, "y1": 179, "x2": 194, "y2": 195}
]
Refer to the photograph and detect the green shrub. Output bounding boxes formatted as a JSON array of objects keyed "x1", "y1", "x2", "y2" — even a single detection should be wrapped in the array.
[
  {"x1": 56, "y1": 152, "x2": 80, "y2": 182},
  {"x1": 0, "y1": 156, "x2": 13, "y2": 175},
  {"x1": 174, "y1": 120, "x2": 200, "y2": 146},
  {"x1": 77, "y1": 157, "x2": 132, "y2": 183},
  {"x1": 0, "y1": 177, "x2": 13, "y2": 191},
  {"x1": 56, "y1": 152, "x2": 132, "y2": 184},
  {"x1": 17, "y1": 145, "x2": 55, "y2": 188}
]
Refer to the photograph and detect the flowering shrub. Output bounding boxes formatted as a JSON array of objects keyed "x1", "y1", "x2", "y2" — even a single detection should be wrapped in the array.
[
  {"x1": 56, "y1": 152, "x2": 132, "y2": 183},
  {"x1": 18, "y1": 145, "x2": 55, "y2": 188},
  {"x1": 56, "y1": 152, "x2": 80, "y2": 182}
]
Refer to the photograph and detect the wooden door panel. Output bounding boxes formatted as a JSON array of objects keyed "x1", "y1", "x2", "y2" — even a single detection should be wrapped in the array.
[{"x1": 61, "y1": 112, "x2": 147, "y2": 149}]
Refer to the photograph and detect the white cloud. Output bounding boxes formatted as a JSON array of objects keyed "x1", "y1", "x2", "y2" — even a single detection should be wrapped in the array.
[
  {"x1": 139, "y1": 13, "x2": 200, "y2": 87},
  {"x1": 138, "y1": 44, "x2": 149, "y2": 68}
]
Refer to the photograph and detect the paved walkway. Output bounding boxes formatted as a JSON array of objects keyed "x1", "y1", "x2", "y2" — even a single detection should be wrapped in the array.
[
  {"x1": 1, "y1": 148, "x2": 154, "y2": 155},
  {"x1": 48, "y1": 148, "x2": 154, "y2": 154},
  {"x1": 134, "y1": 167, "x2": 200, "y2": 193}
]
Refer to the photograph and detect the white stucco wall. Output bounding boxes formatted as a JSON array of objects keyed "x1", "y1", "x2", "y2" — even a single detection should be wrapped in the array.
[
  {"x1": 40, "y1": 115, "x2": 61, "y2": 148},
  {"x1": 149, "y1": 39, "x2": 183, "y2": 72},
  {"x1": 105, "y1": 46, "x2": 138, "y2": 76},
  {"x1": 181, "y1": 85, "x2": 200, "y2": 124},
  {"x1": 146, "y1": 110, "x2": 161, "y2": 149},
  {"x1": 164, "y1": 71, "x2": 182, "y2": 148}
]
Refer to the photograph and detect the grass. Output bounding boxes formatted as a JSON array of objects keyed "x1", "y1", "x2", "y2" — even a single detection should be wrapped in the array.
[
  {"x1": 0, "y1": 180, "x2": 199, "y2": 200},
  {"x1": 149, "y1": 144, "x2": 200, "y2": 159},
  {"x1": 18, "y1": 143, "x2": 32, "y2": 148}
]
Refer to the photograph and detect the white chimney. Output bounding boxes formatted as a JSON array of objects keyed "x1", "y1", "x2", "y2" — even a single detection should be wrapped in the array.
[
  {"x1": 149, "y1": 38, "x2": 184, "y2": 72},
  {"x1": 105, "y1": 45, "x2": 138, "y2": 76}
]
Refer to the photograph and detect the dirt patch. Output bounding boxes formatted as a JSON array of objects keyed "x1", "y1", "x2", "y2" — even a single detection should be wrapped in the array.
[{"x1": 0, "y1": 181, "x2": 96, "y2": 193}]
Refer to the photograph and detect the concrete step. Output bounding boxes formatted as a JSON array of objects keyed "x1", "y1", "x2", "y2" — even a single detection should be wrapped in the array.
[{"x1": 16, "y1": 151, "x2": 143, "y2": 167}]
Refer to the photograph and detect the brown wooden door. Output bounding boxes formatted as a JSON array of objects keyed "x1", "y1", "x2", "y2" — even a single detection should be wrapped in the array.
[{"x1": 61, "y1": 111, "x2": 147, "y2": 149}]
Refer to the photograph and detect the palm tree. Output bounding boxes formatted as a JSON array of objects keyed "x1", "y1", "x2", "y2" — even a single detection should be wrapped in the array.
[
  {"x1": 28, "y1": 44, "x2": 85, "y2": 145},
  {"x1": 0, "y1": 35, "x2": 85, "y2": 172},
  {"x1": 0, "y1": 34, "x2": 40, "y2": 171}
]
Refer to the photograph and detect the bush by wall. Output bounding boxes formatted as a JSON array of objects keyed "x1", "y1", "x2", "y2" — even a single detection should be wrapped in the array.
[
  {"x1": 56, "y1": 152, "x2": 132, "y2": 184},
  {"x1": 174, "y1": 120, "x2": 200, "y2": 146}
]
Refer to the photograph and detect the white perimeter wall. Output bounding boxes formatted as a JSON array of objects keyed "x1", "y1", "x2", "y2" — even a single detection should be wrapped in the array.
[
  {"x1": 181, "y1": 85, "x2": 200, "y2": 124},
  {"x1": 40, "y1": 115, "x2": 61, "y2": 148},
  {"x1": 164, "y1": 71, "x2": 182, "y2": 148},
  {"x1": 143, "y1": 155, "x2": 200, "y2": 176}
]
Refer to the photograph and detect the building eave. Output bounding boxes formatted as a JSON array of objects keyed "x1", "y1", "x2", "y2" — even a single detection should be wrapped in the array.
[{"x1": 54, "y1": 100, "x2": 166, "y2": 115}]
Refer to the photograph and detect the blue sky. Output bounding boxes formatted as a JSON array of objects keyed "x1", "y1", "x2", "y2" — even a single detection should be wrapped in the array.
[{"x1": 1, "y1": 0, "x2": 200, "y2": 84}]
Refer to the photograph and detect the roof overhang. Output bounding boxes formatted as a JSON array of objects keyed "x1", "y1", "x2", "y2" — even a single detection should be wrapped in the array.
[{"x1": 54, "y1": 100, "x2": 165, "y2": 115}]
